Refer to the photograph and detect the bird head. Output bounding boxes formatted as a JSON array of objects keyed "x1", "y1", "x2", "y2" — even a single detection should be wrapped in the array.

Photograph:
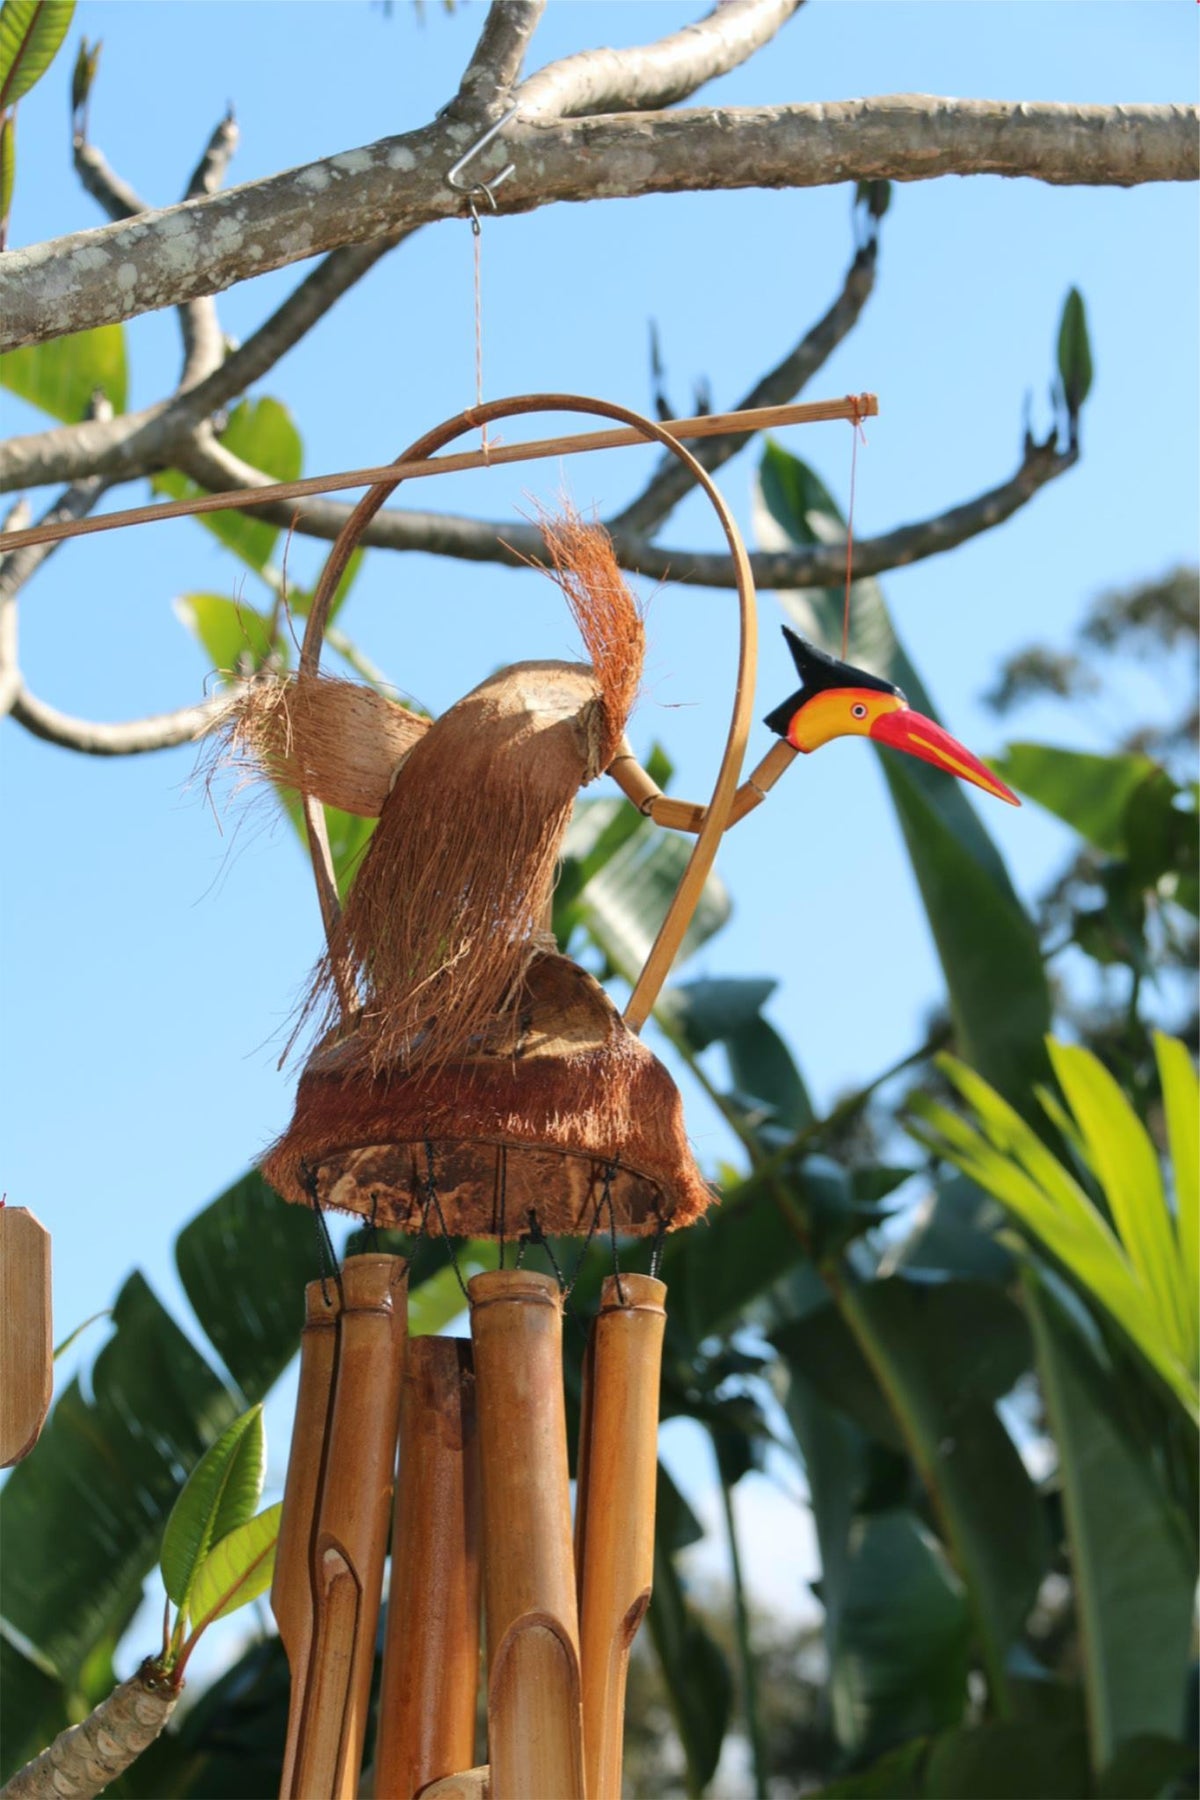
[{"x1": 763, "y1": 628, "x2": 1018, "y2": 806}]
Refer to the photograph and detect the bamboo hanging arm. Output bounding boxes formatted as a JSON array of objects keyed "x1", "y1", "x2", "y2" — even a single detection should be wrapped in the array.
[{"x1": 608, "y1": 736, "x2": 798, "y2": 835}]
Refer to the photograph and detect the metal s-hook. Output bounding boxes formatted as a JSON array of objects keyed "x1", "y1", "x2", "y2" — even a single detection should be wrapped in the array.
[{"x1": 447, "y1": 106, "x2": 517, "y2": 227}]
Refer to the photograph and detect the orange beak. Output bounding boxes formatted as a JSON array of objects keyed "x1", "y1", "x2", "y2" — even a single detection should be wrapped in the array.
[{"x1": 869, "y1": 706, "x2": 1019, "y2": 806}]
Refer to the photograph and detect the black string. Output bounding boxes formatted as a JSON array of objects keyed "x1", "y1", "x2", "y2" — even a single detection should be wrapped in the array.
[
  {"x1": 367, "y1": 1190, "x2": 380, "y2": 1254},
  {"x1": 606, "y1": 1182, "x2": 627, "y2": 1307},
  {"x1": 649, "y1": 1225, "x2": 667, "y2": 1282},
  {"x1": 496, "y1": 1144, "x2": 508, "y2": 1272},
  {"x1": 299, "y1": 1160, "x2": 340, "y2": 1309},
  {"x1": 565, "y1": 1160, "x2": 618, "y2": 1298},
  {"x1": 525, "y1": 1208, "x2": 567, "y2": 1292},
  {"x1": 425, "y1": 1139, "x2": 471, "y2": 1303}
]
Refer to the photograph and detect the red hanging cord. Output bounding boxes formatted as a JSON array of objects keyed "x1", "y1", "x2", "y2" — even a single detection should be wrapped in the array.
[{"x1": 841, "y1": 401, "x2": 868, "y2": 661}]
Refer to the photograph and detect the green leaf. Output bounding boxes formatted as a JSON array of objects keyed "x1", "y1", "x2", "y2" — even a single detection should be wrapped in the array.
[
  {"x1": 70, "y1": 33, "x2": 98, "y2": 119},
  {"x1": 1095, "y1": 1733, "x2": 1199, "y2": 1799},
  {"x1": 725, "y1": 1012, "x2": 815, "y2": 1133},
  {"x1": 174, "y1": 592, "x2": 278, "y2": 679},
  {"x1": 909, "y1": 1054, "x2": 1199, "y2": 1421},
  {"x1": 755, "y1": 443, "x2": 1051, "y2": 1108},
  {"x1": 573, "y1": 813, "x2": 731, "y2": 980},
  {"x1": 160, "y1": 1404, "x2": 265, "y2": 1610},
  {"x1": 925, "y1": 1720, "x2": 1091, "y2": 1798},
  {"x1": 0, "y1": 109, "x2": 13, "y2": 241},
  {"x1": 0, "y1": 0, "x2": 74, "y2": 108},
  {"x1": 1155, "y1": 1033, "x2": 1198, "y2": 1353},
  {"x1": 827, "y1": 1275, "x2": 1049, "y2": 1708},
  {"x1": 186, "y1": 1501, "x2": 281, "y2": 1634},
  {"x1": 0, "y1": 1635, "x2": 71, "y2": 1785},
  {"x1": 1057, "y1": 286, "x2": 1094, "y2": 417},
  {"x1": 991, "y1": 742, "x2": 1156, "y2": 856},
  {"x1": 814, "y1": 1738, "x2": 929, "y2": 1798},
  {"x1": 52, "y1": 1307, "x2": 111, "y2": 1360},
  {"x1": 659, "y1": 976, "x2": 778, "y2": 1053},
  {"x1": 0, "y1": 322, "x2": 127, "y2": 420},
  {"x1": 154, "y1": 397, "x2": 302, "y2": 572},
  {"x1": 1047, "y1": 1039, "x2": 1193, "y2": 1377},
  {"x1": 175, "y1": 1172, "x2": 322, "y2": 1406},
  {"x1": 832, "y1": 1511, "x2": 970, "y2": 1760},
  {"x1": 1021, "y1": 1266, "x2": 1196, "y2": 1769},
  {"x1": 663, "y1": 1182, "x2": 806, "y2": 1344},
  {"x1": 0, "y1": 1272, "x2": 237, "y2": 1685},
  {"x1": 646, "y1": 1502, "x2": 733, "y2": 1793}
]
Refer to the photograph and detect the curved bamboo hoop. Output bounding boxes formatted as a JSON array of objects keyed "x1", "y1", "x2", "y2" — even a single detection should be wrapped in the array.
[{"x1": 298, "y1": 393, "x2": 758, "y2": 1034}]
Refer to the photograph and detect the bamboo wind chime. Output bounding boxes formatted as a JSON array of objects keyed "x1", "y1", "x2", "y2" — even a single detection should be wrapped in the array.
[{"x1": 205, "y1": 391, "x2": 873, "y2": 1800}]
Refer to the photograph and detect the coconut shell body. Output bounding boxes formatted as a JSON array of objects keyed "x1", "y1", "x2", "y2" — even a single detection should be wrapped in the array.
[{"x1": 263, "y1": 952, "x2": 713, "y2": 1236}]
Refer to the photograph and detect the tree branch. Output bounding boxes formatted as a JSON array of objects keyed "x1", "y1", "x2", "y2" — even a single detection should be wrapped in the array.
[
  {"x1": 611, "y1": 238, "x2": 878, "y2": 540},
  {"x1": 456, "y1": 0, "x2": 546, "y2": 111},
  {"x1": 9, "y1": 687, "x2": 232, "y2": 755},
  {"x1": 4, "y1": 98, "x2": 1193, "y2": 351},
  {"x1": 170, "y1": 428, "x2": 1078, "y2": 588},
  {"x1": 516, "y1": 0, "x2": 802, "y2": 119}
]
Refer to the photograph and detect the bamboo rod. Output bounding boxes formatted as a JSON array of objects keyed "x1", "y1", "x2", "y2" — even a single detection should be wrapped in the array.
[
  {"x1": 375, "y1": 1338, "x2": 481, "y2": 1800},
  {"x1": 273, "y1": 1278, "x2": 340, "y2": 1799},
  {"x1": 575, "y1": 1276, "x2": 667, "y2": 1800},
  {"x1": 290, "y1": 1255, "x2": 408, "y2": 1800},
  {"x1": 469, "y1": 1270, "x2": 584, "y2": 1800},
  {"x1": 727, "y1": 740, "x2": 799, "y2": 825},
  {"x1": 0, "y1": 1206, "x2": 52, "y2": 1467},
  {"x1": 0, "y1": 395, "x2": 879, "y2": 555}
]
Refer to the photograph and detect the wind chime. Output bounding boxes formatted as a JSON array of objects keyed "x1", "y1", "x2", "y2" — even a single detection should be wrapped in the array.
[{"x1": 213, "y1": 367, "x2": 1017, "y2": 1800}]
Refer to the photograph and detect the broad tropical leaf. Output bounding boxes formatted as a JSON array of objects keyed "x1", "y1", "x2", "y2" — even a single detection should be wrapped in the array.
[
  {"x1": 154, "y1": 397, "x2": 302, "y2": 572},
  {"x1": 174, "y1": 593, "x2": 279, "y2": 680}
]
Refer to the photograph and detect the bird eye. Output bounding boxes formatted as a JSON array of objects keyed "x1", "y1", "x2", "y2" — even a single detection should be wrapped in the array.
[{"x1": 851, "y1": 702, "x2": 868, "y2": 720}]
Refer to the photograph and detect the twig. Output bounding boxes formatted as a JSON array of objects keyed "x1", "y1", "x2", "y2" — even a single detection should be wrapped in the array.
[
  {"x1": 612, "y1": 239, "x2": 879, "y2": 540},
  {"x1": 184, "y1": 108, "x2": 238, "y2": 199},
  {"x1": 456, "y1": 0, "x2": 545, "y2": 110},
  {"x1": 517, "y1": 0, "x2": 803, "y2": 120},
  {"x1": 10, "y1": 687, "x2": 233, "y2": 755}
]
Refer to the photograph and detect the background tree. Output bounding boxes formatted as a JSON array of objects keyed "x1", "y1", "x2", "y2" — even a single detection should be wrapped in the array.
[{"x1": 1, "y1": 3, "x2": 1196, "y2": 1796}]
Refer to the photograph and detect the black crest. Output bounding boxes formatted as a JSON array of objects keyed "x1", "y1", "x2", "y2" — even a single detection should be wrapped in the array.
[{"x1": 763, "y1": 627, "x2": 903, "y2": 738}]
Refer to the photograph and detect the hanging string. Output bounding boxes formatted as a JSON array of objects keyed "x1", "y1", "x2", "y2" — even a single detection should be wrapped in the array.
[
  {"x1": 469, "y1": 201, "x2": 490, "y2": 456},
  {"x1": 841, "y1": 401, "x2": 869, "y2": 661},
  {"x1": 300, "y1": 1160, "x2": 341, "y2": 1309}
]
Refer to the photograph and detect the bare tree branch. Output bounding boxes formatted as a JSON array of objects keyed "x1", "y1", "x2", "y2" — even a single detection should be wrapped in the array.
[
  {"x1": 170, "y1": 427, "x2": 1077, "y2": 590},
  {"x1": 9, "y1": 687, "x2": 232, "y2": 755},
  {"x1": 612, "y1": 238, "x2": 878, "y2": 540},
  {"x1": 516, "y1": 0, "x2": 802, "y2": 119},
  {"x1": 456, "y1": 0, "x2": 546, "y2": 111},
  {"x1": 184, "y1": 108, "x2": 239, "y2": 200},
  {"x1": 0, "y1": 481, "x2": 110, "y2": 721},
  {"x1": 0, "y1": 498, "x2": 31, "y2": 719},
  {"x1": 4, "y1": 98, "x2": 1193, "y2": 352}
]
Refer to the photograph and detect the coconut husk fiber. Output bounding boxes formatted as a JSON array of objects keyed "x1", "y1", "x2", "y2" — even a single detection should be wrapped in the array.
[
  {"x1": 263, "y1": 952, "x2": 713, "y2": 1237},
  {"x1": 297, "y1": 509, "x2": 646, "y2": 1079}
]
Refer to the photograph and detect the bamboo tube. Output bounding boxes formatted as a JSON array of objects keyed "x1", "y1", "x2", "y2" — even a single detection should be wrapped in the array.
[
  {"x1": 0, "y1": 1206, "x2": 52, "y2": 1467},
  {"x1": 575, "y1": 1276, "x2": 667, "y2": 1800},
  {"x1": 274, "y1": 1278, "x2": 340, "y2": 1799},
  {"x1": 469, "y1": 1271, "x2": 584, "y2": 1800},
  {"x1": 728, "y1": 740, "x2": 799, "y2": 824},
  {"x1": 290, "y1": 1256, "x2": 408, "y2": 1800},
  {"x1": 375, "y1": 1339, "x2": 481, "y2": 1800}
]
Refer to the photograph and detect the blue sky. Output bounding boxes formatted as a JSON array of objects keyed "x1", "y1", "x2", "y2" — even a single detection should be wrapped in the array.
[{"x1": 2, "y1": 0, "x2": 1196, "y2": 1661}]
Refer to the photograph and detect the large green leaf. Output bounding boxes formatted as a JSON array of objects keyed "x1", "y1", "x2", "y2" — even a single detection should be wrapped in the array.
[
  {"x1": 823, "y1": 1275, "x2": 1048, "y2": 1707},
  {"x1": 1156, "y1": 1032, "x2": 1199, "y2": 1329},
  {"x1": 755, "y1": 444, "x2": 1051, "y2": 1107},
  {"x1": 783, "y1": 1363, "x2": 869, "y2": 1699},
  {"x1": 186, "y1": 1502, "x2": 281, "y2": 1633},
  {"x1": 990, "y1": 743, "x2": 1155, "y2": 856},
  {"x1": 0, "y1": 1273, "x2": 237, "y2": 1685},
  {"x1": 0, "y1": 323, "x2": 127, "y2": 419},
  {"x1": 574, "y1": 813, "x2": 731, "y2": 980},
  {"x1": 160, "y1": 1405, "x2": 265, "y2": 1610},
  {"x1": 1048, "y1": 1038, "x2": 1194, "y2": 1375},
  {"x1": 1022, "y1": 1267, "x2": 1196, "y2": 1770},
  {"x1": 175, "y1": 1172, "x2": 322, "y2": 1406},
  {"x1": 660, "y1": 975, "x2": 778, "y2": 1053},
  {"x1": 647, "y1": 1470, "x2": 734, "y2": 1794},
  {"x1": 910, "y1": 1049, "x2": 1199, "y2": 1420},
  {"x1": 0, "y1": 0, "x2": 74, "y2": 107},
  {"x1": 0, "y1": 1636, "x2": 70, "y2": 1783},
  {"x1": 832, "y1": 1511, "x2": 970, "y2": 1761},
  {"x1": 154, "y1": 397, "x2": 302, "y2": 572},
  {"x1": 0, "y1": 109, "x2": 14, "y2": 240}
]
